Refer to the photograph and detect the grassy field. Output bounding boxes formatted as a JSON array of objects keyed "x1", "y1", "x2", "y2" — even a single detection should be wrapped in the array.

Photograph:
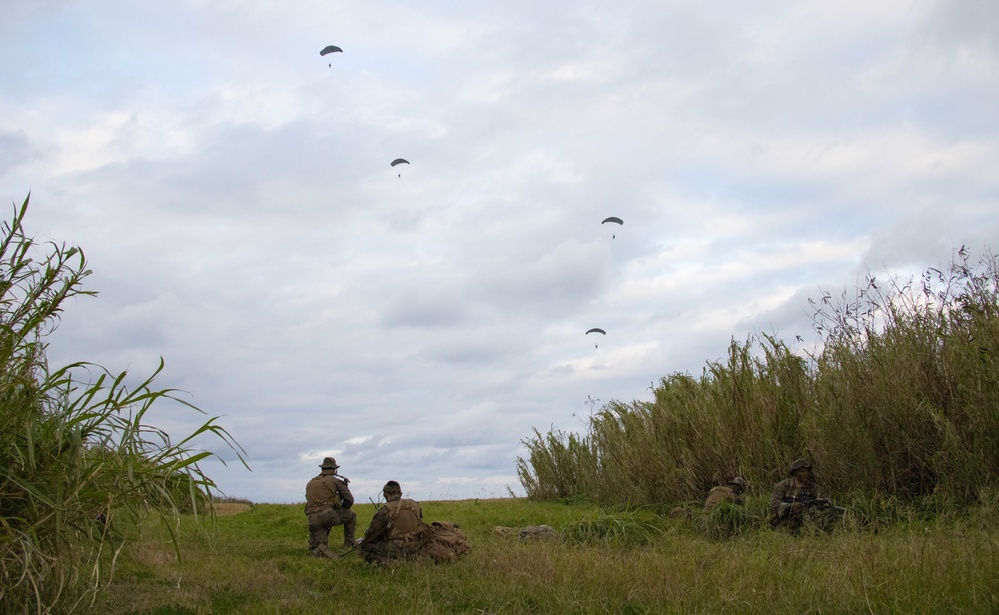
[
  {"x1": 8, "y1": 200, "x2": 998, "y2": 614},
  {"x1": 86, "y1": 497, "x2": 999, "y2": 614}
]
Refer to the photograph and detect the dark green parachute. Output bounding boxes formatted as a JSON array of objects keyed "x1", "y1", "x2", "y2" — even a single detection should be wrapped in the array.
[
  {"x1": 320, "y1": 45, "x2": 343, "y2": 56},
  {"x1": 601, "y1": 217, "x2": 623, "y2": 225},
  {"x1": 586, "y1": 328, "x2": 606, "y2": 335},
  {"x1": 390, "y1": 158, "x2": 410, "y2": 167}
]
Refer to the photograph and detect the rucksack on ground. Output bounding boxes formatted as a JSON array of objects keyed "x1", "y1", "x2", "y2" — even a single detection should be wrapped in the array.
[{"x1": 423, "y1": 520, "x2": 471, "y2": 562}]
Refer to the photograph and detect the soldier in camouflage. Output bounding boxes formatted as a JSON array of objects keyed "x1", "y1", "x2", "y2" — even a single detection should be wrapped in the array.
[
  {"x1": 769, "y1": 459, "x2": 829, "y2": 531},
  {"x1": 703, "y1": 476, "x2": 749, "y2": 511},
  {"x1": 304, "y1": 457, "x2": 356, "y2": 558},
  {"x1": 358, "y1": 480, "x2": 427, "y2": 565}
]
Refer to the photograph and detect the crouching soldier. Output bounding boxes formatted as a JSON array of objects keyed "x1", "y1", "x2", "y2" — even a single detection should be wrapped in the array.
[
  {"x1": 359, "y1": 480, "x2": 426, "y2": 564},
  {"x1": 769, "y1": 458, "x2": 841, "y2": 532},
  {"x1": 305, "y1": 457, "x2": 356, "y2": 558},
  {"x1": 704, "y1": 477, "x2": 749, "y2": 511},
  {"x1": 359, "y1": 481, "x2": 471, "y2": 565}
]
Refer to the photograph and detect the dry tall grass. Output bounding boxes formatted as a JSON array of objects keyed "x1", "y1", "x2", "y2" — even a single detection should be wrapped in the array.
[{"x1": 518, "y1": 247, "x2": 999, "y2": 509}]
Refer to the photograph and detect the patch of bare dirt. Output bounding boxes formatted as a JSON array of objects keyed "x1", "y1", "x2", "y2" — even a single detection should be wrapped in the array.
[{"x1": 212, "y1": 502, "x2": 253, "y2": 516}]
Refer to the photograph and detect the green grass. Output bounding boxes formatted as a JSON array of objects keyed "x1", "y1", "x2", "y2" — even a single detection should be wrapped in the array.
[
  {"x1": 1, "y1": 195, "x2": 245, "y2": 614},
  {"x1": 85, "y1": 498, "x2": 999, "y2": 614}
]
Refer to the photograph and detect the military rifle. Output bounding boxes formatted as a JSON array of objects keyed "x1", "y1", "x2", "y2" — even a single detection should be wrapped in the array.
[
  {"x1": 337, "y1": 538, "x2": 361, "y2": 557},
  {"x1": 363, "y1": 497, "x2": 392, "y2": 542},
  {"x1": 784, "y1": 491, "x2": 847, "y2": 514},
  {"x1": 337, "y1": 497, "x2": 389, "y2": 558}
]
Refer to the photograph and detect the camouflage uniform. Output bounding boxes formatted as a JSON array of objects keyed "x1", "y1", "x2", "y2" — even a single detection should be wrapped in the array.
[
  {"x1": 704, "y1": 486, "x2": 741, "y2": 510},
  {"x1": 769, "y1": 459, "x2": 827, "y2": 531},
  {"x1": 704, "y1": 477, "x2": 748, "y2": 511},
  {"x1": 304, "y1": 457, "x2": 356, "y2": 557},
  {"x1": 360, "y1": 482, "x2": 427, "y2": 565}
]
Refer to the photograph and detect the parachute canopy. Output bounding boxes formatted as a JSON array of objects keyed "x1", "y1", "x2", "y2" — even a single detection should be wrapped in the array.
[
  {"x1": 320, "y1": 45, "x2": 343, "y2": 56},
  {"x1": 390, "y1": 158, "x2": 410, "y2": 167},
  {"x1": 585, "y1": 328, "x2": 606, "y2": 335},
  {"x1": 601, "y1": 217, "x2": 624, "y2": 225}
]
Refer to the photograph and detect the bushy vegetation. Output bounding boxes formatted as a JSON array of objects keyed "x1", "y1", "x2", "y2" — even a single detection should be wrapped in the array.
[
  {"x1": 517, "y1": 247, "x2": 999, "y2": 508},
  {"x1": 0, "y1": 196, "x2": 245, "y2": 614}
]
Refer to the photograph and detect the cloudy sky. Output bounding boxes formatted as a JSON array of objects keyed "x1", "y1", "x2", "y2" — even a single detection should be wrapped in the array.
[{"x1": 2, "y1": 0, "x2": 997, "y2": 504}]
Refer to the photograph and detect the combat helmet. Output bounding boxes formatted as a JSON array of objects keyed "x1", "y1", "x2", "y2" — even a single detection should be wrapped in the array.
[{"x1": 727, "y1": 477, "x2": 749, "y2": 492}]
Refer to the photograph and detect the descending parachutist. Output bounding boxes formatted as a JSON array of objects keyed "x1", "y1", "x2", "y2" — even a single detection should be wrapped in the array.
[
  {"x1": 391, "y1": 158, "x2": 409, "y2": 178},
  {"x1": 320, "y1": 45, "x2": 342, "y2": 69}
]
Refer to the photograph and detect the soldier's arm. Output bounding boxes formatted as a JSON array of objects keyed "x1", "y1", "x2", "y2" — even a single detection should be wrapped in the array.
[
  {"x1": 363, "y1": 508, "x2": 389, "y2": 542},
  {"x1": 338, "y1": 481, "x2": 354, "y2": 509},
  {"x1": 769, "y1": 482, "x2": 790, "y2": 518},
  {"x1": 768, "y1": 484, "x2": 782, "y2": 515}
]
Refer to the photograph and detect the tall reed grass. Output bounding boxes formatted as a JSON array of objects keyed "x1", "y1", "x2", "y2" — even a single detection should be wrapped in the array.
[
  {"x1": 518, "y1": 247, "x2": 999, "y2": 509},
  {"x1": 0, "y1": 196, "x2": 246, "y2": 614}
]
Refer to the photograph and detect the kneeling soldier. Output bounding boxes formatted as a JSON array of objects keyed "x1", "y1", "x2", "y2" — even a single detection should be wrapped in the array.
[
  {"x1": 769, "y1": 458, "x2": 838, "y2": 531},
  {"x1": 304, "y1": 457, "x2": 356, "y2": 558}
]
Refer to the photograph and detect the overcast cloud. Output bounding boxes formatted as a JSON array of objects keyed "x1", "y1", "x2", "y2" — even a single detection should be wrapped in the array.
[{"x1": 2, "y1": 0, "x2": 997, "y2": 503}]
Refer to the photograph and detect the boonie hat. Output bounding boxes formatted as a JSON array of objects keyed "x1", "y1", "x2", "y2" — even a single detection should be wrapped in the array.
[
  {"x1": 789, "y1": 459, "x2": 812, "y2": 475},
  {"x1": 319, "y1": 457, "x2": 340, "y2": 470}
]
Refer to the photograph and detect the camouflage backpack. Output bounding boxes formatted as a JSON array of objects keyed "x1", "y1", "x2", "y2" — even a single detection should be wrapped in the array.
[{"x1": 423, "y1": 521, "x2": 471, "y2": 562}]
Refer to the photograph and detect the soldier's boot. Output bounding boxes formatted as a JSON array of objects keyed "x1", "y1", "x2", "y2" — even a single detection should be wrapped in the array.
[
  {"x1": 312, "y1": 544, "x2": 334, "y2": 558},
  {"x1": 308, "y1": 526, "x2": 329, "y2": 553}
]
